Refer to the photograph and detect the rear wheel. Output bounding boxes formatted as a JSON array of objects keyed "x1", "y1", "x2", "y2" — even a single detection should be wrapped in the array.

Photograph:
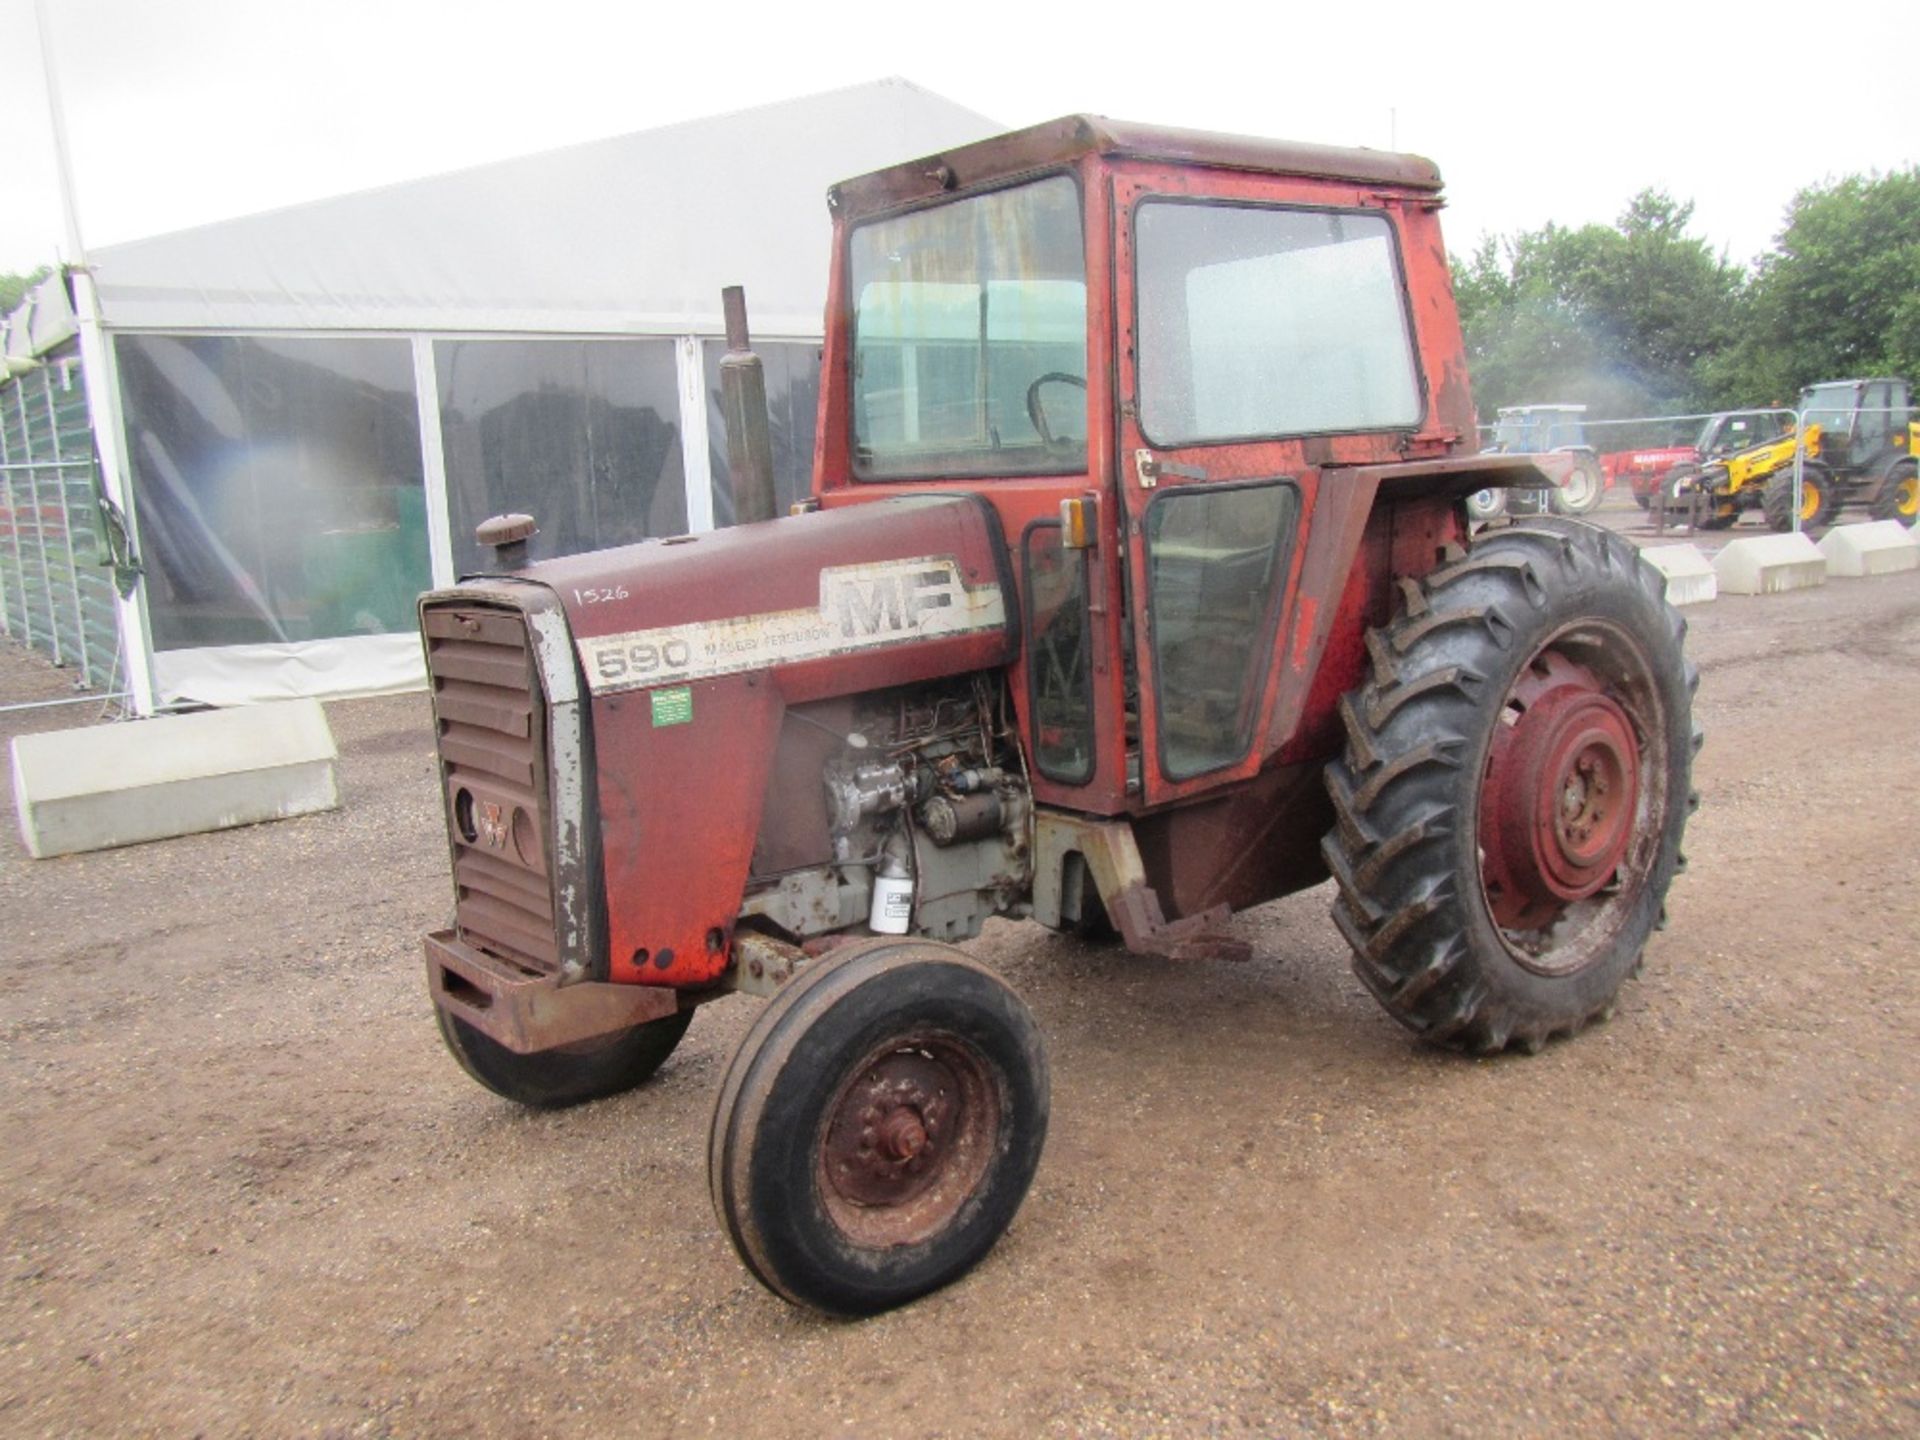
[
  {"x1": 710, "y1": 938, "x2": 1048, "y2": 1315},
  {"x1": 437, "y1": 1006, "x2": 693, "y2": 1108},
  {"x1": 1762, "y1": 461, "x2": 1835, "y2": 531},
  {"x1": 1550, "y1": 456, "x2": 1605, "y2": 516},
  {"x1": 1322, "y1": 519, "x2": 1698, "y2": 1054},
  {"x1": 1870, "y1": 460, "x2": 1919, "y2": 527}
]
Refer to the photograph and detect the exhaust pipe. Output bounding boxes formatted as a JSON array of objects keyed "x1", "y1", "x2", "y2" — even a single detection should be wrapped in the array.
[{"x1": 718, "y1": 285, "x2": 777, "y2": 526}]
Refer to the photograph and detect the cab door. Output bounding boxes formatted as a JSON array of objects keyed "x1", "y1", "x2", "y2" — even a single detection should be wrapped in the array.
[{"x1": 1110, "y1": 171, "x2": 1428, "y2": 807}]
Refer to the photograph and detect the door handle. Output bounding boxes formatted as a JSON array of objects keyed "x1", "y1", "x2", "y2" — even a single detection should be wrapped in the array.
[{"x1": 1133, "y1": 449, "x2": 1210, "y2": 489}]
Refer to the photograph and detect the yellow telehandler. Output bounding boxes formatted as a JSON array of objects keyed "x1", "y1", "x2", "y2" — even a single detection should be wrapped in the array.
[{"x1": 1676, "y1": 378, "x2": 1918, "y2": 531}]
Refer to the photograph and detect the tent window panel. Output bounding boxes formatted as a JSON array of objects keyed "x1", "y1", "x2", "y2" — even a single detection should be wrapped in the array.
[
  {"x1": 116, "y1": 334, "x2": 430, "y2": 652},
  {"x1": 435, "y1": 338, "x2": 688, "y2": 574},
  {"x1": 702, "y1": 340, "x2": 822, "y2": 525}
]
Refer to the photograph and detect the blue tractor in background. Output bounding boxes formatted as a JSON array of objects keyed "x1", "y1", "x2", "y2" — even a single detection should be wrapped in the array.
[{"x1": 1469, "y1": 404, "x2": 1606, "y2": 521}]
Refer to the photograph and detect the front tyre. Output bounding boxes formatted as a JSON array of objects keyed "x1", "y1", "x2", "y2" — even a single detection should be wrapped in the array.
[
  {"x1": 709, "y1": 938, "x2": 1048, "y2": 1316},
  {"x1": 1466, "y1": 487, "x2": 1508, "y2": 524},
  {"x1": 1762, "y1": 461, "x2": 1835, "y2": 531},
  {"x1": 436, "y1": 1007, "x2": 693, "y2": 1108},
  {"x1": 1322, "y1": 519, "x2": 1698, "y2": 1055},
  {"x1": 1869, "y1": 459, "x2": 1919, "y2": 527}
]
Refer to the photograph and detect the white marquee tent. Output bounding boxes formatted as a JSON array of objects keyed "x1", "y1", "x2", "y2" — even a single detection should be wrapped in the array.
[{"x1": 2, "y1": 78, "x2": 1000, "y2": 710}]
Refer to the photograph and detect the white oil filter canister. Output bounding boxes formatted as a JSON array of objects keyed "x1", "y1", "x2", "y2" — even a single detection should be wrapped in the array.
[{"x1": 869, "y1": 862, "x2": 914, "y2": 934}]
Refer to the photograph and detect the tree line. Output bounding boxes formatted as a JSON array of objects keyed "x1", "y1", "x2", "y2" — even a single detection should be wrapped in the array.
[
  {"x1": 0, "y1": 266, "x2": 52, "y2": 314},
  {"x1": 1452, "y1": 167, "x2": 1920, "y2": 429}
]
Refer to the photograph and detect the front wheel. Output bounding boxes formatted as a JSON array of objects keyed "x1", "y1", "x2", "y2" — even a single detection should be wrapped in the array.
[
  {"x1": 1870, "y1": 460, "x2": 1919, "y2": 527},
  {"x1": 709, "y1": 938, "x2": 1048, "y2": 1316},
  {"x1": 1322, "y1": 519, "x2": 1698, "y2": 1054},
  {"x1": 437, "y1": 1006, "x2": 693, "y2": 1108},
  {"x1": 1466, "y1": 487, "x2": 1508, "y2": 524},
  {"x1": 1762, "y1": 461, "x2": 1835, "y2": 531}
]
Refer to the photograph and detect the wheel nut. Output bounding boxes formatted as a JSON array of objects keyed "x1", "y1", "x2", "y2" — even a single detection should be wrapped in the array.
[{"x1": 878, "y1": 1109, "x2": 927, "y2": 1161}]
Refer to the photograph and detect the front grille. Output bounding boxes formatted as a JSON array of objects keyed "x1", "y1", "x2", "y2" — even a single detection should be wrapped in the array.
[{"x1": 423, "y1": 603, "x2": 560, "y2": 976}]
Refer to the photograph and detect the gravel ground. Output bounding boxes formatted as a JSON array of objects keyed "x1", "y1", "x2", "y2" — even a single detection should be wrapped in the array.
[{"x1": 2, "y1": 500, "x2": 1916, "y2": 1437}]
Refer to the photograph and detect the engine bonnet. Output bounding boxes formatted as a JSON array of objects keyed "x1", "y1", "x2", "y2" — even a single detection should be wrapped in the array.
[{"x1": 516, "y1": 494, "x2": 1018, "y2": 703}]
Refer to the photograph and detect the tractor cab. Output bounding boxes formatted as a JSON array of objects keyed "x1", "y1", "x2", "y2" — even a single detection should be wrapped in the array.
[
  {"x1": 814, "y1": 117, "x2": 1480, "y2": 817},
  {"x1": 1696, "y1": 409, "x2": 1786, "y2": 460},
  {"x1": 1490, "y1": 404, "x2": 1591, "y2": 454},
  {"x1": 1799, "y1": 378, "x2": 1913, "y2": 474}
]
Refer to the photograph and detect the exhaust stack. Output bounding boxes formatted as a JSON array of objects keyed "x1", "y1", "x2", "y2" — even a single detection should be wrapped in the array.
[{"x1": 718, "y1": 285, "x2": 777, "y2": 526}]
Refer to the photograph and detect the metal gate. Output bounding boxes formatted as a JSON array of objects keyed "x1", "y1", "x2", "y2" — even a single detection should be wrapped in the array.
[{"x1": 0, "y1": 346, "x2": 124, "y2": 692}]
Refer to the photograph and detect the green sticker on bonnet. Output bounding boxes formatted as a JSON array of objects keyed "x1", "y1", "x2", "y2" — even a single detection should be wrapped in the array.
[{"x1": 650, "y1": 686, "x2": 693, "y2": 727}]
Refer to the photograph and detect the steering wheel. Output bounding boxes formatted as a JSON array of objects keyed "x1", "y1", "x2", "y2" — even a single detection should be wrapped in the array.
[{"x1": 1025, "y1": 372, "x2": 1088, "y2": 448}]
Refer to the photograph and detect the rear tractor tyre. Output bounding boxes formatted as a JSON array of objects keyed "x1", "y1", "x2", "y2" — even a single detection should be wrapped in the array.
[
  {"x1": 436, "y1": 1006, "x2": 693, "y2": 1109},
  {"x1": 1322, "y1": 518, "x2": 1697, "y2": 1055},
  {"x1": 1869, "y1": 460, "x2": 1919, "y2": 527},
  {"x1": 1762, "y1": 461, "x2": 1835, "y2": 531},
  {"x1": 709, "y1": 938, "x2": 1048, "y2": 1316},
  {"x1": 1550, "y1": 456, "x2": 1606, "y2": 516}
]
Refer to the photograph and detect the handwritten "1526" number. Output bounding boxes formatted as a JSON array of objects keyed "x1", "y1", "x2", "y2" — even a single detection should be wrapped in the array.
[{"x1": 573, "y1": 585, "x2": 630, "y2": 605}]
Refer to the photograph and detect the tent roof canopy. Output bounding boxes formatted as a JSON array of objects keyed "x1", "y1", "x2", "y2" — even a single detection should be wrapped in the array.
[{"x1": 88, "y1": 79, "x2": 1002, "y2": 339}]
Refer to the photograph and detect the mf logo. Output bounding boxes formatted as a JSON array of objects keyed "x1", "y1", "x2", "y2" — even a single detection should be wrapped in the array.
[{"x1": 827, "y1": 566, "x2": 961, "y2": 639}]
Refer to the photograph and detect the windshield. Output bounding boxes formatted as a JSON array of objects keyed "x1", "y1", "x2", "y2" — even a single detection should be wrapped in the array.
[
  {"x1": 1799, "y1": 383, "x2": 1858, "y2": 435},
  {"x1": 1135, "y1": 203, "x2": 1420, "y2": 445},
  {"x1": 1492, "y1": 409, "x2": 1583, "y2": 451},
  {"x1": 1699, "y1": 412, "x2": 1763, "y2": 454},
  {"x1": 850, "y1": 176, "x2": 1087, "y2": 479}
]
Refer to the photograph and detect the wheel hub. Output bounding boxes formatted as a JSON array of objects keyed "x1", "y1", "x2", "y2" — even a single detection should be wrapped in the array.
[
  {"x1": 824, "y1": 1048, "x2": 963, "y2": 1213},
  {"x1": 1481, "y1": 651, "x2": 1641, "y2": 931}
]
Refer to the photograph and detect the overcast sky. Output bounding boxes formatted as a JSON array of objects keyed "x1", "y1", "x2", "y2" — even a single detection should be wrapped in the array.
[{"x1": 2, "y1": 0, "x2": 1913, "y2": 280}]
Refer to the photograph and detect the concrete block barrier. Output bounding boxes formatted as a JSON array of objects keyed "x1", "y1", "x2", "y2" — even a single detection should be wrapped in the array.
[
  {"x1": 10, "y1": 700, "x2": 340, "y2": 859},
  {"x1": 1815, "y1": 521, "x2": 1920, "y2": 578},
  {"x1": 1711, "y1": 533, "x2": 1828, "y2": 596},
  {"x1": 1640, "y1": 544, "x2": 1717, "y2": 606}
]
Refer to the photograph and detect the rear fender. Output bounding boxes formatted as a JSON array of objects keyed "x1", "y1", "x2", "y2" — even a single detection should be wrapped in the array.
[{"x1": 1266, "y1": 455, "x2": 1549, "y2": 763}]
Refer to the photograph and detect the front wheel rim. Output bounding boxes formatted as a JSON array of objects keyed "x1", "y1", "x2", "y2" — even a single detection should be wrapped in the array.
[{"x1": 818, "y1": 1032, "x2": 999, "y2": 1247}]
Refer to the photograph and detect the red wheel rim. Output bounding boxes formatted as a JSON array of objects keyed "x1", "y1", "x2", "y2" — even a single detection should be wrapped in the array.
[
  {"x1": 818, "y1": 1034, "x2": 999, "y2": 1247},
  {"x1": 1480, "y1": 649, "x2": 1642, "y2": 940}
]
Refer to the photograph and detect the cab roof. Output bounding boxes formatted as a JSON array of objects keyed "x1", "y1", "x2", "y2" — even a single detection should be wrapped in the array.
[{"x1": 828, "y1": 114, "x2": 1444, "y2": 219}]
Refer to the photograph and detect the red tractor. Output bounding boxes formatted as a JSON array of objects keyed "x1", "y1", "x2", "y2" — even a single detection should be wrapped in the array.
[{"x1": 418, "y1": 117, "x2": 1698, "y2": 1317}]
